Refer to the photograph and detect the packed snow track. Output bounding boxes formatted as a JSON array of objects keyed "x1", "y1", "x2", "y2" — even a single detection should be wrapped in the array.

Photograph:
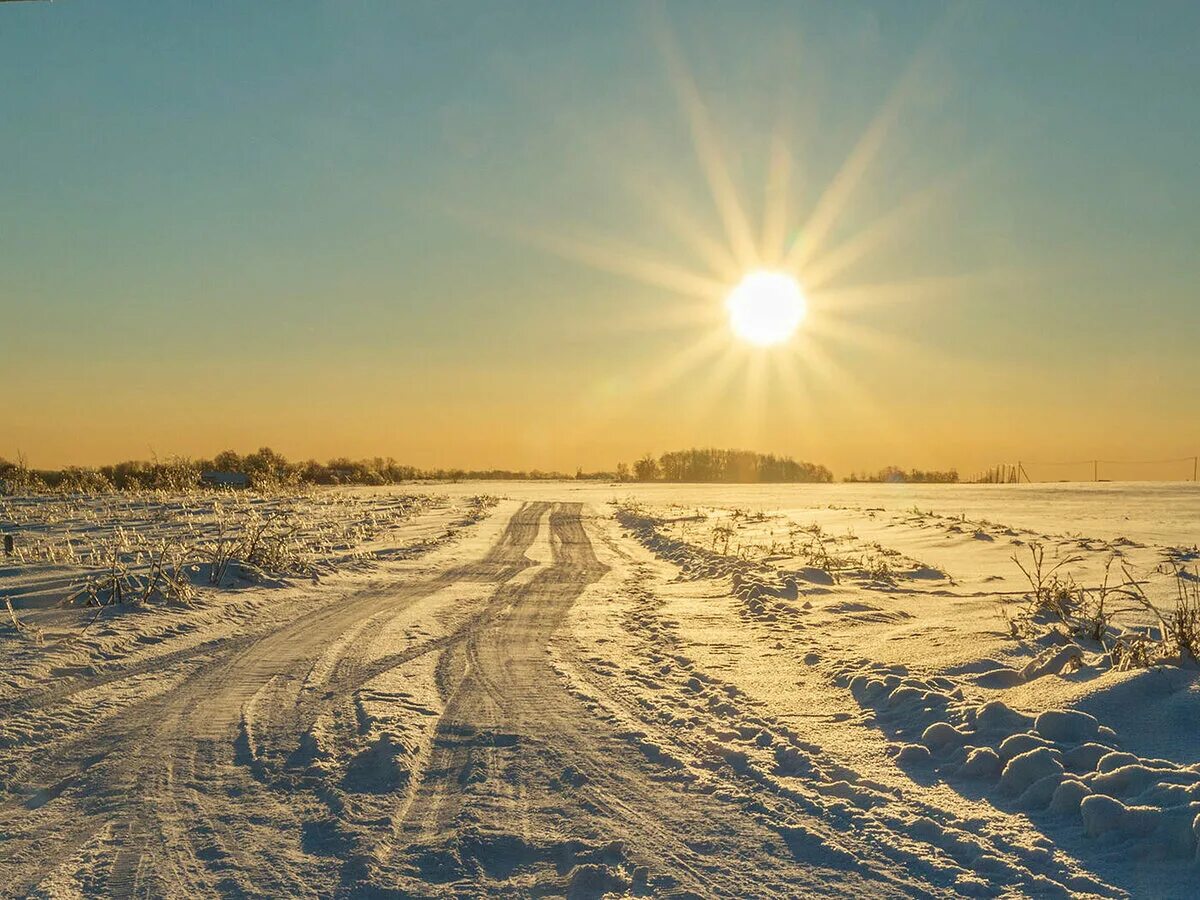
[
  {"x1": 1, "y1": 502, "x2": 868, "y2": 897},
  {"x1": 3, "y1": 490, "x2": 1196, "y2": 898}
]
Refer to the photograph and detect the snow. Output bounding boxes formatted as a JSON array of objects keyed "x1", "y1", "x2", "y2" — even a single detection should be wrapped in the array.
[
  {"x1": 0, "y1": 481, "x2": 1198, "y2": 895},
  {"x1": 1036, "y1": 709, "x2": 1100, "y2": 743}
]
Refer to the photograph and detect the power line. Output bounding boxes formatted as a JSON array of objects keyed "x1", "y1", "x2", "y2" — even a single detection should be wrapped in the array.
[
  {"x1": 992, "y1": 455, "x2": 1199, "y2": 483},
  {"x1": 969, "y1": 455, "x2": 1199, "y2": 483},
  {"x1": 1020, "y1": 456, "x2": 1197, "y2": 467}
]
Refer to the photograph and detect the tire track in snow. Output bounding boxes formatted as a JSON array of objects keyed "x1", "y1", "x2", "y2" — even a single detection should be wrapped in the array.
[
  {"x1": 2, "y1": 499, "x2": 981, "y2": 897},
  {"x1": 0, "y1": 503, "x2": 546, "y2": 897},
  {"x1": 370, "y1": 504, "x2": 890, "y2": 898}
]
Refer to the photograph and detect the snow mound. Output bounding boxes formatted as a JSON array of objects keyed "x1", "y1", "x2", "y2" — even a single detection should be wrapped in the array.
[
  {"x1": 837, "y1": 655, "x2": 1200, "y2": 863},
  {"x1": 999, "y1": 748, "x2": 1063, "y2": 796},
  {"x1": 1035, "y1": 709, "x2": 1099, "y2": 744}
]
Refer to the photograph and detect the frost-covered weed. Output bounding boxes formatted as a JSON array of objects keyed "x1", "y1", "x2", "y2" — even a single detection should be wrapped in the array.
[
  {"x1": 2, "y1": 489, "x2": 441, "y2": 610},
  {"x1": 1006, "y1": 543, "x2": 1200, "y2": 670}
]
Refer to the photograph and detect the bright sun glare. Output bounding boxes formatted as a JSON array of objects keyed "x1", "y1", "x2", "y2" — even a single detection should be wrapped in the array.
[
  {"x1": 509, "y1": 16, "x2": 972, "y2": 421},
  {"x1": 725, "y1": 270, "x2": 807, "y2": 347}
]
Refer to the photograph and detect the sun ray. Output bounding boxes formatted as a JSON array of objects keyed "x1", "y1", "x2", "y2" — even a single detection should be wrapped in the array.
[
  {"x1": 761, "y1": 131, "x2": 795, "y2": 268},
  {"x1": 450, "y1": 6, "x2": 985, "y2": 472},
  {"x1": 681, "y1": 340, "x2": 749, "y2": 426},
  {"x1": 521, "y1": 227, "x2": 725, "y2": 301},
  {"x1": 782, "y1": 98, "x2": 902, "y2": 274},
  {"x1": 786, "y1": 333, "x2": 904, "y2": 440},
  {"x1": 760, "y1": 30, "x2": 806, "y2": 267},
  {"x1": 565, "y1": 324, "x2": 731, "y2": 450},
  {"x1": 577, "y1": 296, "x2": 723, "y2": 338},
  {"x1": 738, "y1": 348, "x2": 770, "y2": 449},
  {"x1": 460, "y1": 210, "x2": 728, "y2": 302},
  {"x1": 766, "y1": 347, "x2": 803, "y2": 423},
  {"x1": 803, "y1": 308, "x2": 935, "y2": 364},
  {"x1": 466, "y1": 47, "x2": 745, "y2": 287},
  {"x1": 782, "y1": 14, "x2": 958, "y2": 274},
  {"x1": 768, "y1": 343, "x2": 814, "y2": 427},
  {"x1": 808, "y1": 267, "x2": 1027, "y2": 316},
  {"x1": 767, "y1": 345, "x2": 836, "y2": 457},
  {"x1": 652, "y1": 10, "x2": 760, "y2": 270},
  {"x1": 623, "y1": 173, "x2": 744, "y2": 281},
  {"x1": 629, "y1": 325, "x2": 732, "y2": 397},
  {"x1": 800, "y1": 155, "x2": 988, "y2": 293}
]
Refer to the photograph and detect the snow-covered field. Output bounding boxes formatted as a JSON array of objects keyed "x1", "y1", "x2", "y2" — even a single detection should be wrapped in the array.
[{"x1": 1, "y1": 482, "x2": 1198, "y2": 897}]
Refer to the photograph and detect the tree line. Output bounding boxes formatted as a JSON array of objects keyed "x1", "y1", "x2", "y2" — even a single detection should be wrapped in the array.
[
  {"x1": 620, "y1": 448, "x2": 832, "y2": 483},
  {"x1": 1, "y1": 447, "x2": 835, "y2": 492},
  {"x1": 0, "y1": 450, "x2": 586, "y2": 492}
]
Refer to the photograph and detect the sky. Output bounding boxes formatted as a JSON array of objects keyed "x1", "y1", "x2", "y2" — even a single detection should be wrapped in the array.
[{"x1": 3, "y1": 1, "x2": 1199, "y2": 479}]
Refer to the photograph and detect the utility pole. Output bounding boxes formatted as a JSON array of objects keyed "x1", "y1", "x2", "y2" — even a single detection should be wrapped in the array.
[{"x1": 1093, "y1": 460, "x2": 1099, "y2": 482}]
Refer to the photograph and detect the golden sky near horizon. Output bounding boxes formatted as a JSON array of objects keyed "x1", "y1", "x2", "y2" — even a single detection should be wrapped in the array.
[{"x1": 4, "y1": 4, "x2": 1199, "y2": 480}]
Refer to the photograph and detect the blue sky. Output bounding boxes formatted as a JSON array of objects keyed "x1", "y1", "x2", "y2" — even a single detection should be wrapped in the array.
[{"x1": 3, "y1": 1, "x2": 1198, "y2": 475}]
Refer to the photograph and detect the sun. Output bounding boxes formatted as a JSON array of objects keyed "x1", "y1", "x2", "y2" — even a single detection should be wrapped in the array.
[{"x1": 725, "y1": 270, "x2": 808, "y2": 346}]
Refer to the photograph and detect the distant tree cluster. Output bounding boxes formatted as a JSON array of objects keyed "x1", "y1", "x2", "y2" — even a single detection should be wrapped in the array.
[
  {"x1": 0, "y1": 449, "x2": 594, "y2": 493},
  {"x1": 844, "y1": 466, "x2": 959, "y2": 484},
  {"x1": 620, "y1": 448, "x2": 832, "y2": 484},
  {"x1": 3, "y1": 446, "x2": 834, "y2": 493}
]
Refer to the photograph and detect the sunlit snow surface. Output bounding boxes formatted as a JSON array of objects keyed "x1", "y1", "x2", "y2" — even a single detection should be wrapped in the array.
[{"x1": 1, "y1": 483, "x2": 1197, "y2": 897}]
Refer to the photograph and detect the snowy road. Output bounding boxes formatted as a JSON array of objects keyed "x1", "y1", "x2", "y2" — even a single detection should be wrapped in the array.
[
  {"x1": 2, "y1": 492, "x2": 1197, "y2": 897},
  {"x1": 0, "y1": 503, "x2": 835, "y2": 896}
]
